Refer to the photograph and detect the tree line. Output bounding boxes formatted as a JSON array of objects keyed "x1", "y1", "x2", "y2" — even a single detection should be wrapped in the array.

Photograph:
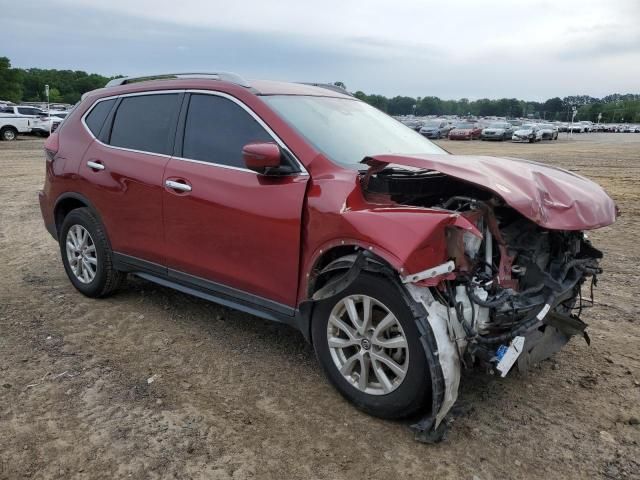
[
  {"x1": 0, "y1": 57, "x2": 111, "y2": 105},
  {"x1": 351, "y1": 90, "x2": 640, "y2": 123},
  {"x1": 1, "y1": 57, "x2": 638, "y2": 123}
]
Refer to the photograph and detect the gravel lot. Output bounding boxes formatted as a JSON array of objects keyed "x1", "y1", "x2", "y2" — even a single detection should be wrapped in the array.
[{"x1": 1, "y1": 133, "x2": 639, "y2": 479}]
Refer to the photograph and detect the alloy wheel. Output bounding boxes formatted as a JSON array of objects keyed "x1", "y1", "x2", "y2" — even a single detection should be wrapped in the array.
[
  {"x1": 65, "y1": 225, "x2": 98, "y2": 284},
  {"x1": 326, "y1": 295, "x2": 409, "y2": 395}
]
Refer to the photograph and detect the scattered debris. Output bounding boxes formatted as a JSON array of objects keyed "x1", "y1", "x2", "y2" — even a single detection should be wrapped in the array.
[{"x1": 599, "y1": 431, "x2": 615, "y2": 443}]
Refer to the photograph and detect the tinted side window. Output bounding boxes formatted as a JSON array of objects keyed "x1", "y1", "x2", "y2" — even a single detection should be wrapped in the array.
[
  {"x1": 182, "y1": 94, "x2": 272, "y2": 167},
  {"x1": 85, "y1": 99, "x2": 116, "y2": 137},
  {"x1": 18, "y1": 107, "x2": 39, "y2": 115},
  {"x1": 110, "y1": 94, "x2": 179, "y2": 155}
]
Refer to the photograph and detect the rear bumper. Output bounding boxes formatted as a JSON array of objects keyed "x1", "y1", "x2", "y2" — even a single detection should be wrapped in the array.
[{"x1": 38, "y1": 190, "x2": 57, "y2": 240}]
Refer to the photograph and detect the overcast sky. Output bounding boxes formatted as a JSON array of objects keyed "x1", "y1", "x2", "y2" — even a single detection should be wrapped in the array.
[{"x1": 3, "y1": 0, "x2": 639, "y2": 100}]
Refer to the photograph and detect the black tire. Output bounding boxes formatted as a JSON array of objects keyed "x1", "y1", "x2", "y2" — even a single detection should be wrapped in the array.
[
  {"x1": 0, "y1": 127, "x2": 18, "y2": 141},
  {"x1": 59, "y1": 207, "x2": 124, "y2": 297},
  {"x1": 311, "y1": 273, "x2": 431, "y2": 420}
]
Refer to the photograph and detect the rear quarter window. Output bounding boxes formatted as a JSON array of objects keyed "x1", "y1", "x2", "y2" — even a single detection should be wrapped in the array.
[{"x1": 84, "y1": 99, "x2": 116, "y2": 137}]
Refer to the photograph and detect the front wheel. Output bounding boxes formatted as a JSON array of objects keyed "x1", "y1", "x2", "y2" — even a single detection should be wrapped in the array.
[{"x1": 311, "y1": 273, "x2": 431, "y2": 419}]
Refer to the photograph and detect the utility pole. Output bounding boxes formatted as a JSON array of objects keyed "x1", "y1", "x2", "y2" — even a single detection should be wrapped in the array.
[{"x1": 45, "y1": 84, "x2": 51, "y2": 134}]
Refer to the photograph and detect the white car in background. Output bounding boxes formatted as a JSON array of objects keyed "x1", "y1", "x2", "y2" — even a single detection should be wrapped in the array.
[
  {"x1": 29, "y1": 110, "x2": 68, "y2": 136},
  {"x1": 538, "y1": 123, "x2": 559, "y2": 140},
  {"x1": 0, "y1": 107, "x2": 33, "y2": 140},
  {"x1": 512, "y1": 123, "x2": 542, "y2": 143},
  {"x1": 579, "y1": 121, "x2": 593, "y2": 132}
]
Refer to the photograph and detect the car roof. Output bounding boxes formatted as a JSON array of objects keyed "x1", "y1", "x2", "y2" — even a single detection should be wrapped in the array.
[{"x1": 87, "y1": 77, "x2": 354, "y2": 101}]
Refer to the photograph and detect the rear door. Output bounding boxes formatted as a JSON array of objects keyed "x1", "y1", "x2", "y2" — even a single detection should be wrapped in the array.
[
  {"x1": 162, "y1": 92, "x2": 308, "y2": 308},
  {"x1": 78, "y1": 92, "x2": 182, "y2": 265}
]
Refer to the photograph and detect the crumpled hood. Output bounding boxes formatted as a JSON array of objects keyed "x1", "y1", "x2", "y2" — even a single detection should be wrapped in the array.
[{"x1": 363, "y1": 154, "x2": 617, "y2": 230}]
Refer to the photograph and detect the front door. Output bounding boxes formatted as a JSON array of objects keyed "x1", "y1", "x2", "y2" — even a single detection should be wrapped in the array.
[{"x1": 162, "y1": 92, "x2": 308, "y2": 308}]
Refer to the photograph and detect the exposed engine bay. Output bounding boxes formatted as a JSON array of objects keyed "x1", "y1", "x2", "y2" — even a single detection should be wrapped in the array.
[{"x1": 363, "y1": 166, "x2": 605, "y2": 440}]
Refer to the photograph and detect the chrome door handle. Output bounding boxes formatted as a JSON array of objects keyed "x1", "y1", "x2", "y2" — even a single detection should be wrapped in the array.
[
  {"x1": 86, "y1": 161, "x2": 105, "y2": 170},
  {"x1": 165, "y1": 180, "x2": 192, "y2": 192}
]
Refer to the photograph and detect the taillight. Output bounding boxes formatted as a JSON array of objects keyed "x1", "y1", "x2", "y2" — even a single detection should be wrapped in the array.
[{"x1": 44, "y1": 132, "x2": 59, "y2": 160}]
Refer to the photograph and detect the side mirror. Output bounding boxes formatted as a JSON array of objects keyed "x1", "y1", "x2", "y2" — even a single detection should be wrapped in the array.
[{"x1": 242, "y1": 142, "x2": 281, "y2": 174}]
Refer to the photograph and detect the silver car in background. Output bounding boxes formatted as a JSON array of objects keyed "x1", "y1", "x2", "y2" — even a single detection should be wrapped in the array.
[
  {"x1": 481, "y1": 121, "x2": 514, "y2": 141},
  {"x1": 539, "y1": 123, "x2": 559, "y2": 140},
  {"x1": 418, "y1": 119, "x2": 452, "y2": 139},
  {"x1": 512, "y1": 123, "x2": 543, "y2": 143}
]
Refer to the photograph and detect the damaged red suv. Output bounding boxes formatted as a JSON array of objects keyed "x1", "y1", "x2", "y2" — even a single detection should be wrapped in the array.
[{"x1": 39, "y1": 73, "x2": 617, "y2": 442}]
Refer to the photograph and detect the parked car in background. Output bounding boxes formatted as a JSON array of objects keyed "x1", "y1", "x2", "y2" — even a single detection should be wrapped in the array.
[
  {"x1": 0, "y1": 107, "x2": 33, "y2": 140},
  {"x1": 512, "y1": 123, "x2": 542, "y2": 143},
  {"x1": 538, "y1": 123, "x2": 559, "y2": 140},
  {"x1": 449, "y1": 121, "x2": 482, "y2": 140},
  {"x1": 1, "y1": 105, "x2": 52, "y2": 136},
  {"x1": 570, "y1": 123, "x2": 586, "y2": 133},
  {"x1": 480, "y1": 121, "x2": 514, "y2": 141},
  {"x1": 38, "y1": 72, "x2": 617, "y2": 443},
  {"x1": 579, "y1": 121, "x2": 593, "y2": 132},
  {"x1": 419, "y1": 119, "x2": 452, "y2": 139}
]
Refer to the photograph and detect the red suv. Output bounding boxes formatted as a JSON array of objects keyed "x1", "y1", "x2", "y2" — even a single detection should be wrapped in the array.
[{"x1": 39, "y1": 72, "x2": 617, "y2": 442}]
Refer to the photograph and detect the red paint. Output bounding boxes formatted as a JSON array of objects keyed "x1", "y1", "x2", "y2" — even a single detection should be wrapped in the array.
[
  {"x1": 365, "y1": 154, "x2": 617, "y2": 231},
  {"x1": 242, "y1": 142, "x2": 281, "y2": 171},
  {"x1": 449, "y1": 125, "x2": 482, "y2": 140},
  {"x1": 38, "y1": 77, "x2": 618, "y2": 311}
]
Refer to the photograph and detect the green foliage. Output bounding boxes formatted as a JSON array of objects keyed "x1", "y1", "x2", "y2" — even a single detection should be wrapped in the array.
[
  {"x1": 353, "y1": 89, "x2": 640, "y2": 122},
  {"x1": 17, "y1": 69, "x2": 111, "y2": 104},
  {"x1": 0, "y1": 57, "x2": 113, "y2": 104},
  {"x1": 0, "y1": 57, "x2": 23, "y2": 103},
  {"x1": 2, "y1": 56, "x2": 639, "y2": 122},
  {"x1": 577, "y1": 98, "x2": 640, "y2": 123}
]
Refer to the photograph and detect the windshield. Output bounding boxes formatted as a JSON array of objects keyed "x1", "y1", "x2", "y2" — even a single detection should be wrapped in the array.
[
  {"x1": 521, "y1": 124, "x2": 536, "y2": 129},
  {"x1": 422, "y1": 121, "x2": 442, "y2": 128},
  {"x1": 262, "y1": 95, "x2": 446, "y2": 167},
  {"x1": 454, "y1": 123, "x2": 475, "y2": 129},
  {"x1": 489, "y1": 122, "x2": 509, "y2": 128}
]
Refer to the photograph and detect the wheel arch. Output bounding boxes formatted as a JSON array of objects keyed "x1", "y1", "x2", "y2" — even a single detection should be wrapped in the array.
[
  {"x1": 53, "y1": 192, "x2": 104, "y2": 239},
  {"x1": 297, "y1": 246, "x2": 401, "y2": 343}
]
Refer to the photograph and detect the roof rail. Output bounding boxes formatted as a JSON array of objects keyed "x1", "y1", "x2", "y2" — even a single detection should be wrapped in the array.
[
  {"x1": 298, "y1": 82, "x2": 353, "y2": 97},
  {"x1": 105, "y1": 72, "x2": 251, "y2": 88}
]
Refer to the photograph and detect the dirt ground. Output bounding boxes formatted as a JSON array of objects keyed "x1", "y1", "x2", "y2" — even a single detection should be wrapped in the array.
[{"x1": 1, "y1": 133, "x2": 639, "y2": 480}]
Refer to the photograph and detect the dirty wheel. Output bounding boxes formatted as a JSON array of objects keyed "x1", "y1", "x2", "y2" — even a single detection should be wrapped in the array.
[
  {"x1": 59, "y1": 207, "x2": 124, "y2": 298},
  {"x1": 1, "y1": 127, "x2": 17, "y2": 141},
  {"x1": 312, "y1": 273, "x2": 430, "y2": 419}
]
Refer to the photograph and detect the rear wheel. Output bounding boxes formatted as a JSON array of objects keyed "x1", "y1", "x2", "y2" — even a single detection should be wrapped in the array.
[
  {"x1": 59, "y1": 208, "x2": 124, "y2": 297},
  {"x1": 312, "y1": 273, "x2": 430, "y2": 419}
]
